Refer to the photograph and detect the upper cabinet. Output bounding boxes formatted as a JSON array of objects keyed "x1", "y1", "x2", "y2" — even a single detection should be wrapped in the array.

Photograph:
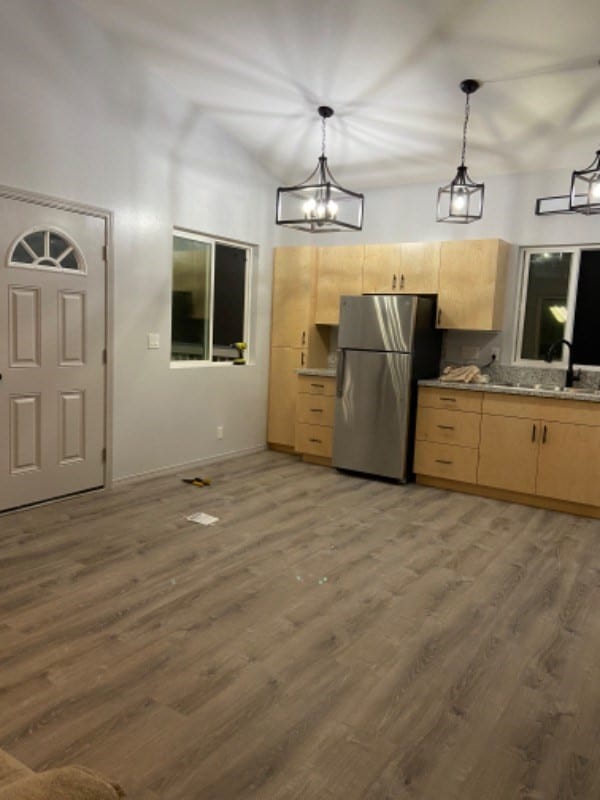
[
  {"x1": 314, "y1": 245, "x2": 364, "y2": 325},
  {"x1": 363, "y1": 242, "x2": 440, "y2": 295},
  {"x1": 271, "y1": 246, "x2": 315, "y2": 347},
  {"x1": 437, "y1": 239, "x2": 509, "y2": 331}
]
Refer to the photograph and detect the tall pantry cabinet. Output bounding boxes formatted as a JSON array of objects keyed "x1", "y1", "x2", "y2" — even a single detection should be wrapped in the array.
[{"x1": 267, "y1": 247, "x2": 328, "y2": 448}]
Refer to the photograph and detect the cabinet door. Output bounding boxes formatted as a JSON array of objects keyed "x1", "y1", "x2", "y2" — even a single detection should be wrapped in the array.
[
  {"x1": 397, "y1": 241, "x2": 440, "y2": 294},
  {"x1": 477, "y1": 414, "x2": 539, "y2": 494},
  {"x1": 438, "y1": 239, "x2": 508, "y2": 330},
  {"x1": 363, "y1": 244, "x2": 399, "y2": 293},
  {"x1": 267, "y1": 347, "x2": 305, "y2": 447},
  {"x1": 536, "y1": 422, "x2": 600, "y2": 507},
  {"x1": 271, "y1": 247, "x2": 314, "y2": 347},
  {"x1": 363, "y1": 242, "x2": 440, "y2": 295},
  {"x1": 315, "y1": 246, "x2": 364, "y2": 325}
]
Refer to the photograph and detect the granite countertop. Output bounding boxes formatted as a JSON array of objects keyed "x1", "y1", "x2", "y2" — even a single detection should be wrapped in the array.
[
  {"x1": 419, "y1": 379, "x2": 600, "y2": 403},
  {"x1": 297, "y1": 367, "x2": 337, "y2": 378}
]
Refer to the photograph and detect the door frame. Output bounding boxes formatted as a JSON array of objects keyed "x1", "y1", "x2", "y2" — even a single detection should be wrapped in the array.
[{"x1": 0, "y1": 183, "x2": 114, "y2": 492}]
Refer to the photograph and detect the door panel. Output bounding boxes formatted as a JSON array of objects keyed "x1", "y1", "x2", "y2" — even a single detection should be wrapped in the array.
[
  {"x1": 477, "y1": 414, "x2": 539, "y2": 494},
  {"x1": 333, "y1": 350, "x2": 411, "y2": 480},
  {"x1": 0, "y1": 195, "x2": 106, "y2": 511}
]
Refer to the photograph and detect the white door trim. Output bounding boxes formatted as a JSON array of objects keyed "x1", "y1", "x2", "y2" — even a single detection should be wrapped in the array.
[{"x1": 0, "y1": 183, "x2": 114, "y2": 492}]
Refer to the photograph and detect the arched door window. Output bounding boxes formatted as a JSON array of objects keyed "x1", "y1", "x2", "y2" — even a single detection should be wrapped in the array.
[{"x1": 7, "y1": 228, "x2": 86, "y2": 272}]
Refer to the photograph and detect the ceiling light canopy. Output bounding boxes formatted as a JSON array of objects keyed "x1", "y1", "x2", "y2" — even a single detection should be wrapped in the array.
[
  {"x1": 275, "y1": 106, "x2": 364, "y2": 233},
  {"x1": 437, "y1": 79, "x2": 484, "y2": 224},
  {"x1": 536, "y1": 147, "x2": 600, "y2": 216}
]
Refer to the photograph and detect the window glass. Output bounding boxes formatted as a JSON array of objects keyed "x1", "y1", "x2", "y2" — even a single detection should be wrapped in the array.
[
  {"x1": 519, "y1": 252, "x2": 572, "y2": 361},
  {"x1": 170, "y1": 231, "x2": 250, "y2": 364},
  {"x1": 171, "y1": 236, "x2": 211, "y2": 361},
  {"x1": 212, "y1": 243, "x2": 247, "y2": 362},
  {"x1": 572, "y1": 250, "x2": 600, "y2": 366}
]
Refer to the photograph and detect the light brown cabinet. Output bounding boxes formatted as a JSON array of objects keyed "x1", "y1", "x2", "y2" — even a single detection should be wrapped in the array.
[
  {"x1": 415, "y1": 386, "x2": 600, "y2": 516},
  {"x1": 314, "y1": 246, "x2": 364, "y2": 325},
  {"x1": 271, "y1": 246, "x2": 315, "y2": 348},
  {"x1": 268, "y1": 248, "x2": 329, "y2": 449},
  {"x1": 478, "y1": 393, "x2": 600, "y2": 507},
  {"x1": 414, "y1": 387, "x2": 482, "y2": 483},
  {"x1": 363, "y1": 242, "x2": 440, "y2": 295},
  {"x1": 295, "y1": 375, "x2": 336, "y2": 461},
  {"x1": 437, "y1": 239, "x2": 509, "y2": 330}
]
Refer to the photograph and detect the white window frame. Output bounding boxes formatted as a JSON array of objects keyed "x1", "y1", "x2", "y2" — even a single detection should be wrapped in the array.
[
  {"x1": 513, "y1": 244, "x2": 595, "y2": 370},
  {"x1": 170, "y1": 227, "x2": 252, "y2": 368}
]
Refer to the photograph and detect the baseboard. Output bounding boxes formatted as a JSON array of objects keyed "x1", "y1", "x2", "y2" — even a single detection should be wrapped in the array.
[
  {"x1": 416, "y1": 475, "x2": 600, "y2": 519},
  {"x1": 113, "y1": 445, "x2": 268, "y2": 486}
]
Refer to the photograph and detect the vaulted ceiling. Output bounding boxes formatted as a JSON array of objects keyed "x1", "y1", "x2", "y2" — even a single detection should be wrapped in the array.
[{"x1": 71, "y1": 0, "x2": 600, "y2": 188}]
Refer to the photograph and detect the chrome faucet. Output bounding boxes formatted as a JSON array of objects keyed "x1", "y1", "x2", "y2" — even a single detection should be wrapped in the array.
[{"x1": 545, "y1": 338, "x2": 580, "y2": 387}]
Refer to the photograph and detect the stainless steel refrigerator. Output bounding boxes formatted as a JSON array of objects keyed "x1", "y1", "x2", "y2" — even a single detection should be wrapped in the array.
[{"x1": 333, "y1": 294, "x2": 441, "y2": 482}]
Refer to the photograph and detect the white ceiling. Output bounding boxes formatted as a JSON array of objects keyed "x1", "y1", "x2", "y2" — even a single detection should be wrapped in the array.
[{"x1": 71, "y1": 0, "x2": 600, "y2": 189}]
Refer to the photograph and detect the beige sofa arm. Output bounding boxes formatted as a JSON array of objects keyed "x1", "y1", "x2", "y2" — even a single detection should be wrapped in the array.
[{"x1": 0, "y1": 765, "x2": 125, "y2": 800}]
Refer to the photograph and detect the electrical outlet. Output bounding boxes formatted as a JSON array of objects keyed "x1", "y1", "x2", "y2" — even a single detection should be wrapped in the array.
[
  {"x1": 490, "y1": 347, "x2": 501, "y2": 362},
  {"x1": 217, "y1": 426, "x2": 224, "y2": 439}
]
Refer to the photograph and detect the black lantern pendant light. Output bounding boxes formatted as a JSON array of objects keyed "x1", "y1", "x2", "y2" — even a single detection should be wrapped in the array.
[
  {"x1": 535, "y1": 145, "x2": 600, "y2": 215},
  {"x1": 437, "y1": 79, "x2": 484, "y2": 223},
  {"x1": 570, "y1": 148, "x2": 600, "y2": 214},
  {"x1": 275, "y1": 106, "x2": 364, "y2": 232}
]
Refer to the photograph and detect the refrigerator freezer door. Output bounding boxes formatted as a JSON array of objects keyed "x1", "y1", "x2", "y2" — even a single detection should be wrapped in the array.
[
  {"x1": 333, "y1": 350, "x2": 412, "y2": 480},
  {"x1": 337, "y1": 294, "x2": 417, "y2": 353}
]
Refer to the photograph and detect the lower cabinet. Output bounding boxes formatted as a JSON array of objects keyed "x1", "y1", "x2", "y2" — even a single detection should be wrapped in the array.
[
  {"x1": 267, "y1": 347, "x2": 306, "y2": 448},
  {"x1": 294, "y1": 375, "x2": 336, "y2": 461},
  {"x1": 414, "y1": 386, "x2": 600, "y2": 515},
  {"x1": 414, "y1": 386, "x2": 482, "y2": 482},
  {"x1": 478, "y1": 412, "x2": 600, "y2": 507}
]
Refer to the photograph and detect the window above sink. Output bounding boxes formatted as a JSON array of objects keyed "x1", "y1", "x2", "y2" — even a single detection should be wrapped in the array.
[{"x1": 515, "y1": 246, "x2": 600, "y2": 370}]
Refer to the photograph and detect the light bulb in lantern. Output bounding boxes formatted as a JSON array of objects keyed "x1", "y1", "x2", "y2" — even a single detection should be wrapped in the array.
[
  {"x1": 590, "y1": 179, "x2": 600, "y2": 200},
  {"x1": 451, "y1": 189, "x2": 467, "y2": 214},
  {"x1": 303, "y1": 197, "x2": 317, "y2": 218},
  {"x1": 326, "y1": 199, "x2": 338, "y2": 219}
]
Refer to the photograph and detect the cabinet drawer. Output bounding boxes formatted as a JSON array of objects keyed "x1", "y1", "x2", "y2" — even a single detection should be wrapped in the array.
[
  {"x1": 296, "y1": 393, "x2": 335, "y2": 426},
  {"x1": 419, "y1": 386, "x2": 483, "y2": 413},
  {"x1": 415, "y1": 406, "x2": 481, "y2": 448},
  {"x1": 413, "y1": 441, "x2": 478, "y2": 483},
  {"x1": 297, "y1": 375, "x2": 336, "y2": 396},
  {"x1": 295, "y1": 423, "x2": 333, "y2": 458}
]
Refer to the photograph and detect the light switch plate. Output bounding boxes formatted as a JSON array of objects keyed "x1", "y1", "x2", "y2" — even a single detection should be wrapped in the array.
[{"x1": 147, "y1": 333, "x2": 160, "y2": 349}]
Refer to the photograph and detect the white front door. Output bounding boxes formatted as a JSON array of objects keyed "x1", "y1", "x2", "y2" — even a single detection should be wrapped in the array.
[{"x1": 0, "y1": 195, "x2": 106, "y2": 511}]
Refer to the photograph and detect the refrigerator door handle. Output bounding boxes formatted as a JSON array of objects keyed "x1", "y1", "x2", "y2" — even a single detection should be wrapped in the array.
[{"x1": 336, "y1": 349, "x2": 345, "y2": 397}]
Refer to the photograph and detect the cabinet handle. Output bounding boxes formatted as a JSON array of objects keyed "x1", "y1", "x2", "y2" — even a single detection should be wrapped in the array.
[
  {"x1": 437, "y1": 424, "x2": 455, "y2": 430},
  {"x1": 392, "y1": 273, "x2": 397, "y2": 289},
  {"x1": 301, "y1": 330, "x2": 306, "y2": 345},
  {"x1": 400, "y1": 273, "x2": 405, "y2": 289},
  {"x1": 542, "y1": 424, "x2": 548, "y2": 444},
  {"x1": 310, "y1": 408, "x2": 323, "y2": 413},
  {"x1": 531, "y1": 423, "x2": 536, "y2": 442},
  {"x1": 435, "y1": 459, "x2": 453, "y2": 465},
  {"x1": 310, "y1": 382, "x2": 324, "y2": 389},
  {"x1": 309, "y1": 438, "x2": 322, "y2": 444},
  {"x1": 439, "y1": 397, "x2": 456, "y2": 402},
  {"x1": 301, "y1": 352, "x2": 305, "y2": 367},
  {"x1": 437, "y1": 308, "x2": 442, "y2": 326}
]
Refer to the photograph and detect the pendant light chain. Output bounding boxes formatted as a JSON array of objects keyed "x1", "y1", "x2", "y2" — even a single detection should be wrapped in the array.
[
  {"x1": 460, "y1": 93, "x2": 470, "y2": 168},
  {"x1": 321, "y1": 114, "x2": 327, "y2": 158}
]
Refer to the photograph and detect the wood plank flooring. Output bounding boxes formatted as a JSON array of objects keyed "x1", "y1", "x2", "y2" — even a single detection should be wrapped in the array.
[{"x1": 1, "y1": 449, "x2": 599, "y2": 799}]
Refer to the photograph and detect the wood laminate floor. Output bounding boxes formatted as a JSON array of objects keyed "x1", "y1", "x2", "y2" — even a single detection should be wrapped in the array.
[{"x1": 1, "y1": 450, "x2": 599, "y2": 799}]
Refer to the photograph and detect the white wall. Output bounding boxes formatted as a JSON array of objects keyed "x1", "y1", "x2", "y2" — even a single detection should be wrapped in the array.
[
  {"x1": 0, "y1": 0, "x2": 281, "y2": 480},
  {"x1": 281, "y1": 168, "x2": 600, "y2": 365}
]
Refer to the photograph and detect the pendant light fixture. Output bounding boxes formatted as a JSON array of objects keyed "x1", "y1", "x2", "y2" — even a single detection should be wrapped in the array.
[
  {"x1": 536, "y1": 146, "x2": 600, "y2": 215},
  {"x1": 437, "y1": 79, "x2": 484, "y2": 223},
  {"x1": 275, "y1": 106, "x2": 364, "y2": 232}
]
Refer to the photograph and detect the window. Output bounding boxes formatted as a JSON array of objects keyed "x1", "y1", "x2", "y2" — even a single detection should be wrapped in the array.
[
  {"x1": 171, "y1": 229, "x2": 251, "y2": 364},
  {"x1": 516, "y1": 246, "x2": 600, "y2": 368},
  {"x1": 8, "y1": 228, "x2": 85, "y2": 272}
]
